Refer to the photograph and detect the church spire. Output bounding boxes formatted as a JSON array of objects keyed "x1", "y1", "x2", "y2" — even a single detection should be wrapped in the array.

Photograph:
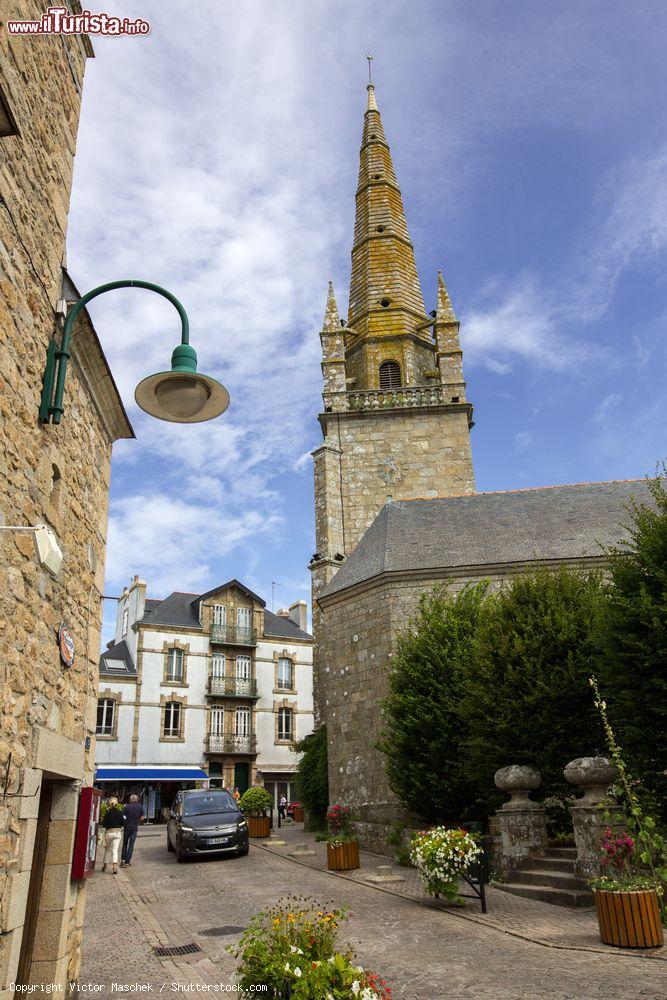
[
  {"x1": 323, "y1": 280, "x2": 341, "y2": 331},
  {"x1": 347, "y1": 82, "x2": 428, "y2": 340}
]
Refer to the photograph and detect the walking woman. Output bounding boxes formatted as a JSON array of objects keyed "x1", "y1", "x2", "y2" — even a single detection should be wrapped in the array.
[{"x1": 101, "y1": 796, "x2": 124, "y2": 874}]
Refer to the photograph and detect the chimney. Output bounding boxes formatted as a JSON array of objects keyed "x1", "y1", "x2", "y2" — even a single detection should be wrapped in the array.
[
  {"x1": 276, "y1": 608, "x2": 290, "y2": 618},
  {"x1": 288, "y1": 600, "x2": 308, "y2": 632},
  {"x1": 128, "y1": 574, "x2": 147, "y2": 624}
]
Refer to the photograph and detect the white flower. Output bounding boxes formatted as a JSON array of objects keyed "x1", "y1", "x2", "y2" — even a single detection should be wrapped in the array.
[
  {"x1": 351, "y1": 983, "x2": 360, "y2": 995},
  {"x1": 294, "y1": 968, "x2": 302, "y2": 978},
  {"x1": 284, "y1": 963, "x2": 290, "y2": 972},
  {"x1": 290, "y1": 945, "x2": 298, "y2": 953},
  {"x1": 328, "y1": 956, "x2": 335, "y2": 964}
]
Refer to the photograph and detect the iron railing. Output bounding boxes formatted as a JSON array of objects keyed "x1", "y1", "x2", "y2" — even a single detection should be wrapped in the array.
[
  {"x1": 208, "y1": 676, "x2": 258, "y2": 699},
  {"x1": 209, "y1": 623, "x2": 257, "y2": 646},
  {"x1": 206, "y1": 733, "x2": 257, "y2": 754}
]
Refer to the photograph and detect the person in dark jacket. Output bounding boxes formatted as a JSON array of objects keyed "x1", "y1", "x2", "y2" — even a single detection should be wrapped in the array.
[
  {"x1": 121, "y1": 795, "x2": 145, "y2": 867},
  {"x1": 101, "y1": 797, "x2": 123, "y2": 874}
]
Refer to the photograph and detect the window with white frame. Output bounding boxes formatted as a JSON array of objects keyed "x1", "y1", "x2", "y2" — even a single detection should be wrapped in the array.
[
  {"x1": 96, "y1": 698, "x2": 115, "y2": 736},
  {"x1": 235, "y1": 705, "x2": 250, "y2": 736},
  {"x1": 236, "y1": 655, "x2": 251, "y2": 680},
  {"x1": 236, "y1": 606, "x2": 251, "y2": 638},
  {"x1": 278, "y1": 707, "x2": 293, "y2": 741},
  {"x1": 121, "y1": 607, "x2": 129, "y2": 637},
  {"x1": 212, "y1": 653, "x2": 225, "y2": 678},
  {"x1": 212, "y1": 604, "x2": 226, "y2": 626},
  {"x1": 166, "y1": 647, "x2": 184, "y2": 682},
  {"x1": 164, "y1": 701, "x2": 182, "y2": 738},
  {"x1": 277, "y1": 656, "x2": 293, "y2": 690},
  {"x1": 210, "y1": 706, "x2": 225, "y2": 736}
]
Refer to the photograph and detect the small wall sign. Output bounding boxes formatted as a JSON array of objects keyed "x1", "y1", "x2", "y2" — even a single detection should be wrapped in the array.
[{"x1": 59, "y1": 622, "x2": 75, "y2": 667}]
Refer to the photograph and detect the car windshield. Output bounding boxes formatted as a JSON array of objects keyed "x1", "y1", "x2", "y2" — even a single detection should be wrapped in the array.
[{"x1": 183, "y1": 792, "x2": 237, "y2": 816}]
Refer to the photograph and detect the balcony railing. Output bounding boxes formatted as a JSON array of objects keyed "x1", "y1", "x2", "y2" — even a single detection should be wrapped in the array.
[
  {"x1": 206, "y1": 733, "x2": 257, "y2": 754},
  {"x1": 210, "y1": 623, "x2": 257, "y2": 646},
  {"x1": 348, "y1": 386, "x2": 450, "y2": 410},
  {"x1": 208, "y1": 676, "x2": 258, "y2": 699}
]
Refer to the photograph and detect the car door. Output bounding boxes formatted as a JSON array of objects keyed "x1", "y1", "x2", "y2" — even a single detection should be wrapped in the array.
[{"x1": 169, "y1": 794, "x2": 181, "y2": 846}]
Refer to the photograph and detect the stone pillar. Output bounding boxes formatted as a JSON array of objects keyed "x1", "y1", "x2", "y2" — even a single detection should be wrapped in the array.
[
  {"x1": 564, "y1": 757, "x2": 622, "y2": 880},
  {"x1": 493, "y1": 765, "x2": 547, "y2": 874}
]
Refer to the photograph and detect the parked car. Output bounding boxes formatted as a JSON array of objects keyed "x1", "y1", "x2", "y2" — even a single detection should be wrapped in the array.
[
  {"x1": 167, "y1": 789, "x2": 249, "y2": 862},
  {"x1": 286, "y1": 800, "x2": 302, "y2": 818}
]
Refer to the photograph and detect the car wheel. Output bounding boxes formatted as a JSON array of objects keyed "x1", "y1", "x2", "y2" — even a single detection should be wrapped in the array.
[
  {"x1": 176, "y1": 842, "x2": 186, "y2": 863},
  {"x1": 167, "y1": 835, "x2": 175, "y2": 852}
]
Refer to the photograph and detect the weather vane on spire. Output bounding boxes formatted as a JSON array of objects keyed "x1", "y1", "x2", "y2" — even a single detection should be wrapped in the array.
[{"x1": 366, "y1": 54, "x2": 374, "y2": 84}]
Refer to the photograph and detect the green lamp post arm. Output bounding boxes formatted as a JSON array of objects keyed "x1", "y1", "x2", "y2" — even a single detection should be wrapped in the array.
[{"x1": 40, "y1": 279, "x2": 190, "y2": 425}]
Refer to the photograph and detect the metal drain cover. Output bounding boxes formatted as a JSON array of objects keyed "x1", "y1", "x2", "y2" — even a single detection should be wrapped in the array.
[
  {"x1": 154, "y1": 943, "x2": 202, "y2": 957},
  {"x1": 199, "y1": 926, "x2": 244, "y2": 936}
]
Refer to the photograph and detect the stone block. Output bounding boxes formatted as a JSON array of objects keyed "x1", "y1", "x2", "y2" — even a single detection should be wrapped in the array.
[
  {"x1": 33, "y1": 728, "x2": 84, "y2": 780},
  {"x1": 39, "y1": 864, "x2": 76, "y2": 912},
  {"x1": 44, "y1": 820, "x2": 76, "y2": 866},
  {"x1": 21, "y1": 767, "x2": 42, "y2": 798},
  {"x1": 28, "y1": 953, "x2": 69, "y2": 989},
  {"x1": 1, "y1": 870, "x2": 31, "y2": 931},
  {"x1": 31, "y1": 909, "x2": 70, "y2": 963},
  {"x1": 50, "y1": 783, "x2": 80, "y2": 821},
  {"x1": 0, "y1": 927, "x2": 22, "y2": 990}
]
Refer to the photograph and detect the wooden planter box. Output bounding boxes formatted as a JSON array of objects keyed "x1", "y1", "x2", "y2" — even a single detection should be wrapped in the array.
[
  {"x1": 327, "y1": 840, "x2": 360, "y2": 871},
  {"x1": 594, "y1": 889, "x2": 664, "y2": 949},
  {"x1": 292, "y1": 807, "x2": 305, "y2": 823},
  {"x1": 247, "y1": 816, "x2": 271, "y2": 839}
]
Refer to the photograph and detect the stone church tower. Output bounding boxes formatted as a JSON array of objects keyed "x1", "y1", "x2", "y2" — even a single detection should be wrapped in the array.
[{"x1": 310, "y1": 83, "x2": 476, "y2": 682}]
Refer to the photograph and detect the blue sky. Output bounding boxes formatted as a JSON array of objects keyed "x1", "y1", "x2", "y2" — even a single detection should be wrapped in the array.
[{"x1": 66, "y1": 1, "x2": 667, "y2": 644}]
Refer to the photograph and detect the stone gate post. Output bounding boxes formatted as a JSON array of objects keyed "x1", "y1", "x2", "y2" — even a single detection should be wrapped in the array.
[
  {"x1": 493, "y1": 765, "x2": 547, "y2": 875},
  {"x1": 564, "y1": 756, "x2": 623, "y2": 880}
]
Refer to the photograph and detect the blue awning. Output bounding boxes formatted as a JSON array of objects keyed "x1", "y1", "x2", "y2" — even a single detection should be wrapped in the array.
[{"x1": 95, "y1": 767, "x2": 208, "y2": 782}]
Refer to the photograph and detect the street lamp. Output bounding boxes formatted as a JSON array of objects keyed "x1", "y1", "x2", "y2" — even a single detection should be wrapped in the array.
[{"x1": 39, "y1": 279, "x2": 230, "y2": 425}]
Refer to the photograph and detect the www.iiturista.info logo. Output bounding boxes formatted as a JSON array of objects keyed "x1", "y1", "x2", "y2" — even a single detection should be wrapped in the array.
[{"x1": 7, "y1": 6, "x2": 150, "y2": 35}]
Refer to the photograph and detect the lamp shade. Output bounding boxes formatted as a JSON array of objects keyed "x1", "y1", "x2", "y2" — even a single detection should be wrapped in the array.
[{"x1": 134, "y1": 369, "x2": 230, "y2": 423}]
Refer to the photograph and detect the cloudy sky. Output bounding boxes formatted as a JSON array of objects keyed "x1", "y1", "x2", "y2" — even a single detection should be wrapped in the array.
[{"x1": 66, "y1": 1, "x2": 667, "y2": 642}]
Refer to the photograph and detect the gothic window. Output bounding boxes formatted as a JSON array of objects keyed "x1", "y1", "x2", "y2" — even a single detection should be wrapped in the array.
[
  {"x1": 0, "y1": 83, "x2": 19, "y2": 138},
  {"x1": 163, "y1": 701, "x2": 182, "y2": 738},
  {"x1": 278, "y1": 707, "x2": 293, "y2": 741},
  {"x1": 379, "y1": 359, "x2": 402, "y2": 390},
  {"x1": 277, "y1": 657, "x2": 293, "y2": 691},
  {"x1": 166, "y1": 647, "x2": 184, "y2": 683},
  {"x1": 96, "y1": 698, "x2": 115, "y2": 736}
]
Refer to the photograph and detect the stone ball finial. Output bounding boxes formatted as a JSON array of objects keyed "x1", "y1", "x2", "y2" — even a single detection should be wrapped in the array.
[
  {"x1": 494, "y1": 764, "x2": 542, "y2": 809},
  {"x1": 564, "y1": 757, "x2": 618, "y2": 806}
]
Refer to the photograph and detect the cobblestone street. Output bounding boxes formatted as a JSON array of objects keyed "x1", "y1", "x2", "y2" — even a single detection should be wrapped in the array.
[{"x1": 80, "y1": 828, "x2": 666, "y2": 999}]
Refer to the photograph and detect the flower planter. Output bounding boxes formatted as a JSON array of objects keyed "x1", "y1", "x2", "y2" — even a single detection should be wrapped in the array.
[
  {"x1": 247, "y1": 816, "x2": 271, "y2": 839},
  {"x1": 292, "y1": 807, "x2": 305, "y2": 823},
  {"x1": 327, "y1": 840, "x2": 360, "y2": 871},
  {"x1": 594, "y1": 889, "x2": 664, "y2": 949}
]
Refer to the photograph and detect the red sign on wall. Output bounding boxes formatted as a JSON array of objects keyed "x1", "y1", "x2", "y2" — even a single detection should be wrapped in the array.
[{"x1": 71, "y1": 786, "x2": 103, "y2": 879}]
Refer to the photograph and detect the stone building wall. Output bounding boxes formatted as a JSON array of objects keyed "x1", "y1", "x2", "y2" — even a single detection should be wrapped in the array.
[
  {"x1": 0, "y1": 10, "x2": 131, "y2": 990},
  {"x1": 317, "y1": 559, "x2": 608, "y2": 852}
]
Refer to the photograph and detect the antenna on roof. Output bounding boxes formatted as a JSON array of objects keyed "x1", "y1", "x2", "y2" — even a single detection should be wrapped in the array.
[{"x1": 271, "y1": 581, "x2": 281, "y2": 612}]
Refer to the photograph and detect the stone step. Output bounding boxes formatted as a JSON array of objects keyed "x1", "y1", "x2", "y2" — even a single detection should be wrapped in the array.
[
  {"x1": 499, "y1": 882, "x2": 594, "y2": 908},
  {"x1": 511, "y1": 869, "x2": 584, "y2": 891},
  {"x1": 544, "y1": 847, "x2": 577, "y2": 859},
  {"x1": 526, "y1": 856, "x2": 576, "y2": 873}
]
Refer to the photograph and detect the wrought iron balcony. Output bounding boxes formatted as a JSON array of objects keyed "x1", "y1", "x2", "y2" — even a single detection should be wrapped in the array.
[
  {"x1": 209, "y1": 623, "x2": 257, "y2": 646},
  {"x1": 206, "y1": 733, "x2": 257, "y2": 755},
  {"x1": 208, "y1": 675, "x2": 259, "y2": 699}
]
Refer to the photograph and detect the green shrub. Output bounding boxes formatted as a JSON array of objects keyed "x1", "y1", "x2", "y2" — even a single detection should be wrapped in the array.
[
  {"x1": 294, "y1": 725, "x2": 329, "y2": 829},
  {"x1": 239, "y1": 786, "x2": 273, "y2": 817}
]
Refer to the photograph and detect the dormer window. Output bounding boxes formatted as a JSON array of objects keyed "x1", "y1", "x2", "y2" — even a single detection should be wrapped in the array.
[{"x1": 379, "y1": 359, "x2": 402, "y2": 390}]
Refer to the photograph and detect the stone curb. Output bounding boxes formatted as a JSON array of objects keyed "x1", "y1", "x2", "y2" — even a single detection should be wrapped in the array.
[{"x1": 250, "y1": 843, "x2": 665, "y2": 963}]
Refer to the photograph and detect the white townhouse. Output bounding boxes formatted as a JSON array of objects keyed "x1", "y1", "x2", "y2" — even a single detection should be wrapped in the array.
[{"x1": 95, "y1": 575, "x2": 314, "y2": 818}]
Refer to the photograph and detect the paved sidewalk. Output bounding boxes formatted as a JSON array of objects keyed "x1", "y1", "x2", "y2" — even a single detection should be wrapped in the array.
[{"x1": 259, "y1": 821, "x2": 666, "y2": 960}]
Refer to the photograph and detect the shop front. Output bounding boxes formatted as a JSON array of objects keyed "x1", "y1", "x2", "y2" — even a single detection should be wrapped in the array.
[{"x1": 94, "y1": 765, "x2": 209, "y2": 821}]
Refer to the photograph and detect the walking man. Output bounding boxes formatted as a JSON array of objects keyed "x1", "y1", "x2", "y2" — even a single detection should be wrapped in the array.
[
  {"x1": 278, "y1": 794, "x2": 287, "y2": 820},
  {"x1": 121, "y1": 794, "x2": 145, "y2": 867}
]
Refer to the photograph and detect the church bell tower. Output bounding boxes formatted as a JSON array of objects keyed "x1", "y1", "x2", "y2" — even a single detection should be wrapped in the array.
[{"x1": 310, "y1": 82, "x2": 476, "y2": 666}]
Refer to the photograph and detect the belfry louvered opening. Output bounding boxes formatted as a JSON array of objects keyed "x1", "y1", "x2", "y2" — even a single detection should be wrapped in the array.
[{"x1": 379, "y1": 360, "x2": 402, "y2": 390}]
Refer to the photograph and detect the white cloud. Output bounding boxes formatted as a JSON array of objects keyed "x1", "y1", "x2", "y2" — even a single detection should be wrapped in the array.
[
  {"x1": 593, "y1": 393, "x2": 622, "y2": 426},
  {"x1": 514, "y1": 431, "x2": 532, "y2": 452}
]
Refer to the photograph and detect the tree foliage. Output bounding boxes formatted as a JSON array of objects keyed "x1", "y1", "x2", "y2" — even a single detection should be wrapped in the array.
[
  {"x1": 294, "y1": 724, "x2": 329, "y2": 829},
  {"x1": 379, "y1": 585, "x2": 488, "y2": 823},
  {"x1": 597, "y1": 475, "x2": 667, "y2": 816},
  {"x1": 463, "y1": 567, "x2": 608, "y2": 812}
]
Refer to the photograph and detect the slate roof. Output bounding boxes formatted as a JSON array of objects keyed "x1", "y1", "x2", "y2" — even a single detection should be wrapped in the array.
[
  {"x1": 99, "y1": 640, "x2": 136, "y2": 676},
  {"x1": 195, "y1": 579, "x2": 266, "y2": 608},
  {"x1": 137, "y1": 588, "x2": 312, "y2": 640},
  {"x1": 319, "y1": 479, "x2": 655, "y2": 600}
]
